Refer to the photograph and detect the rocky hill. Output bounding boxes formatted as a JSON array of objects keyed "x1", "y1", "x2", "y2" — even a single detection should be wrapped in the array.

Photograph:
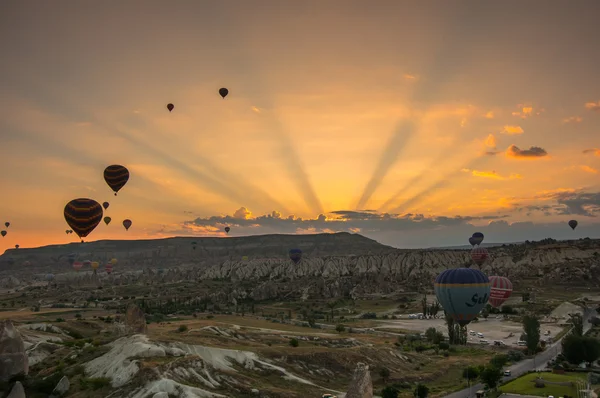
[{"x1": 2, "y1": 234, "x2": 600, "y2": 300}]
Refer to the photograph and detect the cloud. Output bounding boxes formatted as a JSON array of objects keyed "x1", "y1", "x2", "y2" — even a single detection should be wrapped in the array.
[
  {"x1": 461, "y1": 169, "x2": 522, "y2": 180},
  {"x1": 485, "y1": 150, "x2": 502, "y2": 156},
  {"x1": 512, "y1": 105, "x2": 544, "y2": 119},
  {"x1": 484, "y1": 111, "x2": 494, "y2": 119},
  {"x1": 403, "y1": 74, "x2": 418, "y2": 80},
  {"x1": 484, "y1": 134, "x2": 497, "y2": 148},
  {"x1": 522, "y1": 189, "x2": 600, "y2": 217},
  {"x1": 501, "y1": 125, "x2": 524, "y2": 135},
  {"x1": 562, "y1": 116, "x2": 582, "y2": 124},
  {"x1": 585, "y1": 101, "x2": 600, "y2": 112},
  {"x1": 583, "y1": 148, "x2": 600, "y2": 156},
  {"x1": 233, "y1": 207, "x2": 253, "y2": 219},
  {"x1": 580, "y1": 165, "x2": 598, "y2": 174},
  {"x1": 506, "y1": 145, "x2": 548, "y2": 159}
]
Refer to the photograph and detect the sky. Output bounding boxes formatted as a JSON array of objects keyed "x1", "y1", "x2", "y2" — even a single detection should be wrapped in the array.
[{"x1": 1, "y1": 0, "x2": 600, "y2": 251}]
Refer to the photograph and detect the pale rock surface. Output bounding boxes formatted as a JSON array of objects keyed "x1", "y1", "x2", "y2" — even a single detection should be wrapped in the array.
[
  {"x1": 52, "y1": 375, "x2": 70, "y2": 396},
  {"x1": 345, "y1": 362, "x2": 373, "y2": 398},
  {"x1": 0, "y1": 320, "x2": 29, "y2": 381},
  {"x1": 7, "y1": 381, "x2": 26, "y2": 398}
]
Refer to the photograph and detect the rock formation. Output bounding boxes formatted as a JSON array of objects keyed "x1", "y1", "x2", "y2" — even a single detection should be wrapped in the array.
[
  {"x1": 0, "y1": 320, "x2": 29, "y2": 381},
  {"x1": 345, "y1": 362, "x2": 373, "y2": 398},
  {"x1": 125, "y1": 304, "x2": 147, "y2": 334},
  {"x1": 7, "y1": 381, "x2": 26, "y2": 398},
  {"x1": 52, "y1": 375, "x2": 70, "y2": 396}
]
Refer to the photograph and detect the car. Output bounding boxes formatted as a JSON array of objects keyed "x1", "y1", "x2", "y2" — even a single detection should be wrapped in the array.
[
  {"x1": 479, "y1": 339, "x2": 489, "y2": 345},
  {"x1": 477, "y1": 332, "x2": 484, "y2": 338},
  {"x1": 504, "y1": 370, "x2": 511, "y2": 376},
  {"x1": 517, "y1": 341, "x2": 527, "y2": 346}
]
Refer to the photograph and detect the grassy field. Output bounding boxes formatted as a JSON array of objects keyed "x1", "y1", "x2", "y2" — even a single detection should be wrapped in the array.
[{"x1": 500, "y1": 372, "x2": 588, "y2": 397}]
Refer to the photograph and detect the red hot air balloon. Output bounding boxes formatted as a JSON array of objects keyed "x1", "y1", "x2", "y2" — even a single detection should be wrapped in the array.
[
  {"x1": 73, "y1": 261, "x2": 83, "y2": 271},
  {"x1": 123, "y1": 219, "x2": 132, "y2": 231},
  {"x1": 470, "y1": 247, "x2": 489, "y2": 267},
  {"x1": 105, "y1": 263, "x2": 113, "y2": 274},
  {"x1": 488, "y1": 276, "x2": 513, "y2": 308}
]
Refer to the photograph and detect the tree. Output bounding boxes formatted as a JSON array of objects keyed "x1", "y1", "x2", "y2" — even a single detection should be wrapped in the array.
[
  {"x1": 479, "y1": 366, "x2": 503, "y2": 389},
  {"x1": 481, "y1": 307, "x2": 489, "y2": 320},
  {"x1": 425, "y1": 327, "x2": 444, "y2": 344},
  {"x1": 381, "y1": 386, "x2": 400, "y2": 398},
  {"x1": 568, "y1": 313, "x2": 584, "y2": 337},
  {"x1": 429, "y1": 301, "x2": 441, "y2": 317},
  {"x1": 561, "y1": 335, "x2": 600, "y2": 364},
  {"x1": 379, "y1": 367, "x2": 390, "y2": 383},
  {"x1": 335, "y1": 324, "x2": 345, "y2": 333},
  {"x1": 327, "y1": 301, "x2": 338, "y2": 321},
  {"x1": 414, "y1": 383, "x2": 429, "y2": 398},
  {"x1": 522, "y1": 315, "x2": 541, "y2": 354},
  {"x1": 489, "y1": 354, "x2": 509, "y2": 369},
  {"x1": 462, "y1": 366, "x2": 480, "y2": 380},
  {"x1": 421, "y1": 295, "x2": 428, "y2": 316},
  {"x1": 289, "y1": 338, "x2": 299, "y2": 347}
]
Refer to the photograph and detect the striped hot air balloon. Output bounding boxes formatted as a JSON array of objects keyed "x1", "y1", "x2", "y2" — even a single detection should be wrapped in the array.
[
  {"x1": 488, "y1": 276, "x2": 513, "y2": 308},
  {"x1": 470, "y1": 247, "x2": 489, "y2": 267},
  {"x1": 103, "y1": 165, "x2": 130, "y2": 196},
  {"x1": 63, "y1": 198, "x2": 103, "y2": 241},
  {"x1": 105, "y1": 263, "x2": 113, "y2": 274},
  {"x1": 434, "y1": 267, "x2": 490, "y2": 326}
]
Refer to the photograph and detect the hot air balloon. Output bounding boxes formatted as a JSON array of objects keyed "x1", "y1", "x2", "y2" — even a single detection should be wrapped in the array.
[
  {"x1": 4, "y1": 222, "x2": 10, "y2": 228},
  {"x1": 105, "y1": 263, "x2": 113, "y2": 274},
  {"x1": 65, "y1": 229, "x2": 70, "y2": 235},
  {"x1": 468, "y1": 236, "x2": 477, "y2": 247},
  {"x1": 1, "y1": 231, "x2": 6, "y2": 237},
  {"x1": 104, "y1": 216, "x2": 111, "y2": 225},
  {"x1": 289, "y1": 248, "x2": 302, "y2": 264},
  {"x1": 167, "y1": 103, "x2": 174, "y2": 112},
  {"x1": 91, "y1": 261, "x2": 99, "y2": 271},
  {"x1": 83, "y1": 260, "x2": 92, "y2": 269},
  {"x1": 568, "y1": 220, "x2": 578, "y2": 230},
  {"x1": 434, "y1": 267, "x2": 490, "y2": 326},
  {"x1": 471, "y1": 232, "x2": 484, "y2": 246},
  {"x1": 103, "y1": 165, "x2": 130, "y2": 196},
  {"x1": 470, "y1": 247, "x2": 489, "y2": 267},
  {"x1": 64, "y1": 198, "x2": 103, "y2": 241},
  {"x1": 488, "y1": 276, "x2": 513, "y2": 308},
  {"x1": 224, "y1": 227, "x2": 230, "y2": 234},
  {"x1": 102, "y1": 202, "x2": 110, "y2": 210},
  {"x1": 110, "y1": 258, "x2": 117, "y2": 266},
  {"x1": 123, "y1": 219, "x2": 132, "y2": 231},
  {"x1": 14, "y1": 244, "x2": 19, "y2": 249},
  {"x1": 219, "y1": 88, "x2": 229, "y2": 98},
  {"x1": 73, "y1": 261, "x2": 83, "y2": 271},
  {"x1": 242, "y1": 256, "x2": 249, "y2": 261}
]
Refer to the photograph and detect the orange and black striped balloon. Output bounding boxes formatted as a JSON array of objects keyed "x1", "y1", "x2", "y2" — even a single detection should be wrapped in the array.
[
  {"x1": 103, "y1": 165, "x2": 130, "y2": 196},
  {"x1": 63, "y1": 198, "x2": 103, "y2": 241}
]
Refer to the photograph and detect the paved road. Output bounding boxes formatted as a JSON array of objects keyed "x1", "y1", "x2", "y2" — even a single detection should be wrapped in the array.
[{"x1": 443, "y1": 308, "x2": 597, "y2": 398}]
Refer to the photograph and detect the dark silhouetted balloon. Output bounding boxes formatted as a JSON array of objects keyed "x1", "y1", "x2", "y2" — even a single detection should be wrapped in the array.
[
  {"x1": 103, "y1": 202, "x2": 110, "y2": 210},
  {"x1": 63, "y1": 198, "x2": 103, "y2": 241},
  {"x1": 434, "y1": 267, "x2": 490, "y2": 326},
  {"x1": 104, "y1": 216, "x2": 112, "y2": 225},
  {"x1": 289, "y1": 248, "x2": 302, "y2": 264},
  {"x1": 568, "y1": 220, "x2": 578, "y2": 230},
  {"x1": 488, "y1": 276, "x2": 513, "y2": 308},
  {"x1": 123, "y1": 219, "x2": 132, "y2": 231},
  {"x1": 225, "y1": 227, "x2": 230, "y2": 234},
  {"x1": 15, "y1": 244, "x2": 19, "y2": 249},
  {"x1": 4, "y1": 222, "x2": 9, "y2": 228},
  {"x1": 167, "y1": 103, "x2": 174, "y2": 112},
  {"x1": 219, "y1": 88, "x2": 229, "y2": 98},
  {"x1": 471, "y1": 232, "x2": 484, "y2": 246},
  {"x1": 468, "y1": 236, "x2": 477, "y2": 247},
  {"x1": 0, "y1": 230, "x2": 6, "y2": 237},
  {"x1": 104, "y1": 165, "x2": 130, "y2": 196}
]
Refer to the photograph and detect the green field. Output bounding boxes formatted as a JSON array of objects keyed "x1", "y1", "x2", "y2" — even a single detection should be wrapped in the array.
[{"x1": 500, "y1": 372, "x2": 588, "y2": 397}]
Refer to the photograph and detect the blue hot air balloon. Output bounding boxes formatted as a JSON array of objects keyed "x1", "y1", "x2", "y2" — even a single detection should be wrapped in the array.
[
  {"x1": 289, "y1": 248, "x2": 302, "y2": 264},
  {"x1": 434, "y1": 267, "x2": 490, "y2": 326},
  {"x1": 471, "y1": 232, "x2": 484, "y2": 246}
]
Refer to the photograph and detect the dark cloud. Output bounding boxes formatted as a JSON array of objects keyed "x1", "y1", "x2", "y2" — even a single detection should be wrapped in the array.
[
  {"x1": 583, "y1": 148, "x2": 600, "y2": 156},
  {"x1": 519, "y1": 191, "x2": 600, "y2": 217},
  {"x1": 506, "y1": 145, "x2": 548, "y2": 159},
  {"x1": 485, "y1": 150, "x2": 501, "y2": 156}
]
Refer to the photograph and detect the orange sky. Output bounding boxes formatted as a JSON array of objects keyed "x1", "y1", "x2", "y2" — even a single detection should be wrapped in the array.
[{"x1": 1, "y1": 1, "x2": 600, "y2": 250}]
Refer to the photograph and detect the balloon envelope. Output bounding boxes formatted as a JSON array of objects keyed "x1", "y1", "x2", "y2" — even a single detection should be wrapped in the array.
[
  {"x1": 103, "y1": 165, "x2": 130, "y2": 195},
  {"x1": 219, "y1": 88, "x2": 229, "y2": 98},
  {"x1": 91, "y1": 261, "x2": 99, "y2": 270},
  {"x1": 434, "y1": 267, "x2": 490, "y2": 326},
  {"x1": 471, "y1": 232, "x2": 484, "y2": 246},
  {"x1": 4, "y1": 222, "x2": 9, "y2": 228},
  {"x1": 102, "y1": 202, "x2": 110, "y2": 210},
  {"x1": 167, "y1": 103, "x2": 174, "y2": 112},
  {"x1": 123, "y1": 219, "x2": 132, "y2": 230},
  {"x1": 468, "y1": 237, "x2": 477, "y2": 246},
  {"x1": 225, "y1": 227, "x2": 230, "y2": 233},
  {"x1": 470, "y1": 247, "x2": 489, "y2": 266},
  {"x1": 73, "y1": 261, "x2": 83, "y2": 271},
  {"x1": 63, "y1": 198, "x2": 103, "y2": 239},
  {"x1": 0, "y1": 231, "x2": 6, "y2": 237},
  {"x1": 104, "y1": 216, "x2": 111, "y2": 225},
  {"x1": 488, "y1": 276, "x2": 513, "y2": 308},
  {"x1": 289, "y1": 248, "x2": 302, "y2": 264},
  {"x1": 568, "y1": 220, "x2": 578, "y2": 230}
]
